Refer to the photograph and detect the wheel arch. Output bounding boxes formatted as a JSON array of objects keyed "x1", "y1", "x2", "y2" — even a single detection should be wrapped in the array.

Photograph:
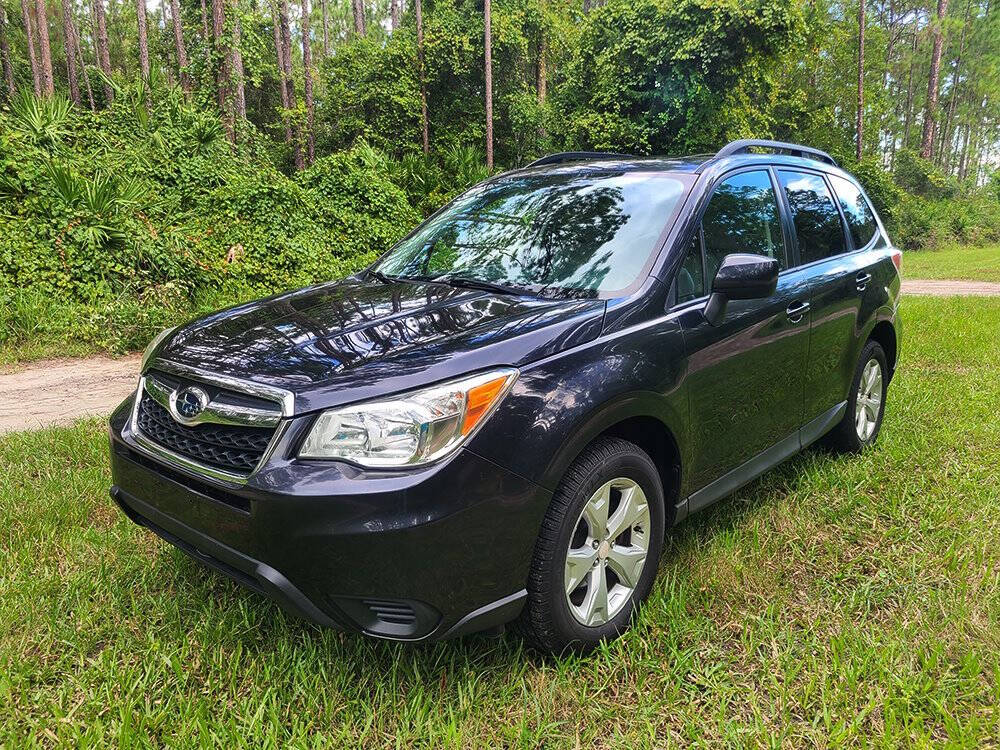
[
  {"x1": 539, "y1": 394, "x2": 685, "y2": 527},
  {"x1": 867, "y1": 318, "x2": 898, "y2": 381}
]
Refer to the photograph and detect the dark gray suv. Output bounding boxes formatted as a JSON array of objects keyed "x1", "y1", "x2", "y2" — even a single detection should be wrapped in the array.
[{"x1": 110, "y1": 139, "x2": 901, "y2": 652}]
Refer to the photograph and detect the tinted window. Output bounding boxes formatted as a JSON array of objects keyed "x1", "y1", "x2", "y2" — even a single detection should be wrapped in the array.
[
  {"x1": 778, "y1": 170, "x2": 848, "y2": 264},
  {"x1": 677, "y1": 232, "x2": 704, "y2": 303},
  {"x1": 829, "y1": 174, "x2": 878, "y2": 249},
  {"x1": 377, "y1": 173, "x2": 687, "y2": 294},
  {"x1": 702, "y1": 170, "x2": 786, "y2": 283}
]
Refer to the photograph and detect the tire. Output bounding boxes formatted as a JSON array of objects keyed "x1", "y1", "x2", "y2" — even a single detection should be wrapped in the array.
[
  {"x1": 515, "y1": 437, "x2": 665, "y2": 653},
  {"x1": 823, "y1": 340, "x2": 888, "y2": 453}
]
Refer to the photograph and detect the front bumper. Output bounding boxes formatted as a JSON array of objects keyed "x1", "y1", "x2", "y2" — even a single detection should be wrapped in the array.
[{"x1": 109, "y1": 397, "x2": 550, "y2": 641}]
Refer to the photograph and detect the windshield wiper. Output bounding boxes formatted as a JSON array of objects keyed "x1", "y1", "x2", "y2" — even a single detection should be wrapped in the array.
[
  {"x1": 365, "y1": 268, "x2": 401, "y2": 285},
  {"x1": 430, "y1": 275, "x2": 535, "y2": 297}
]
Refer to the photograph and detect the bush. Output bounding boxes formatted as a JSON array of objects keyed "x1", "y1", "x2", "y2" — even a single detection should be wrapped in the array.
[
  {"x1": 893, "y1": 193, "x2": 1000, "y2": 250},
  {"x1": 0, "y1": 94, "x2": 428, "y2": 356}
]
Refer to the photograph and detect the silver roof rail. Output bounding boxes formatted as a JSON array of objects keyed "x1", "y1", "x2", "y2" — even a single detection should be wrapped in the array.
[{"x1": 711, "y1": 139, "x2": 838, "y2": 167}]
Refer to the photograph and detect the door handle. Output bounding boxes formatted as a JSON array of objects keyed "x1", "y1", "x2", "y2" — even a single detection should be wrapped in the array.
[
  {"x1": 786, "y1": 301, "x2": 810, "y2": 324},
  {"x1": 856, "y1": 272, "x2": 872, "y2": 291}
]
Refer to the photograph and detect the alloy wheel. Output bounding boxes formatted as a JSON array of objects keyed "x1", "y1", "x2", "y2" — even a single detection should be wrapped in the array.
[
  {"x1": 564, "y1": 478, "x2": 651, "y2": 627},
  {"x1": 855, "y1": 358, "x2": 883, "y2": 441}
]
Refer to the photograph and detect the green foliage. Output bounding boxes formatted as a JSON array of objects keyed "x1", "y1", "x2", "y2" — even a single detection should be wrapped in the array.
[
  {"x1": 553, "y1": 0, "x2": 802, "y2": 154},
  {"x1": 0, "y1": 94, "x2": 425, "y2": 355},
  {"x1": 893, "y1": 150, "x2": 961, "y2": 200},
  {"x1": 893, "y1": 193, "x2": 1000, "y2": 250}
]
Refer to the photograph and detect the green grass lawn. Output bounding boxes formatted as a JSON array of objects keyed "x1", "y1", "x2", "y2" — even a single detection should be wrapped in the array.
[
  {"x1": 2, "y1": 296, "x2": 1000, "y2": 747},
  {"x1": 904, "y1": 243, "x2": 1000, "y2": 282}
]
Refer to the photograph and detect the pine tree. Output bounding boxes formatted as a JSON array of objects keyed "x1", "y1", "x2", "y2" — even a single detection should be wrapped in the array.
[
  {"x1": 35, "y1": 0, "x2": 55, "y2": 95},
  {"x1": 21, "y1": 0, "x2": 42, "y2": 95},
  {"x1": 920, "y1": 0, "x2": 949, "y2": 158}
]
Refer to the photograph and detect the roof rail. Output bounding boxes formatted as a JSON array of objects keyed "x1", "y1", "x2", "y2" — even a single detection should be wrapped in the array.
[
  {"x1": 712, "y1": 139, "x2": 838, "y2": 167},
  {"x1": 527, "y1": 151, "x2": 637, "y2": 168}
]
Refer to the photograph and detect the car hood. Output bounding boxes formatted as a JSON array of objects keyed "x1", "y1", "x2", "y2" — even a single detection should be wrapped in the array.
[{"x1": 153, "y1": 277, "x2": 606, "y2": 413}]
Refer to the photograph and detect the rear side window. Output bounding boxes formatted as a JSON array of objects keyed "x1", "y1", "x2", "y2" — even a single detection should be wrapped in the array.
[
  {"x1": 702, "y1": 170, "x2": 786, "y2": 282},
  {"x1": 777, "y1": 170, "x2": 848, "y2": 264},
  {"x1": 829, "y1": 174, "x2": 878, "y2": 249}
]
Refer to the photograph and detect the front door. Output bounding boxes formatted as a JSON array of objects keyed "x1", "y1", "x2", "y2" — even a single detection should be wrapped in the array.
[{"x1": 676, "y1": 168, "x2": 812, "y2": 507}]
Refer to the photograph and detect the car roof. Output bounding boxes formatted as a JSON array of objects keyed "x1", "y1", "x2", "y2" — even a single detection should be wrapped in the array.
[{"x1": 512, "y1": 141, "x2": 848, "y2": 180}]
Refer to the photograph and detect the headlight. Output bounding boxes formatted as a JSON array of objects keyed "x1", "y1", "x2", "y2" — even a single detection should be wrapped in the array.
[
  {"x1": 141, "y1": 326, "x2": 177, "y2": 371},
  {"x1": 299, "y1": 368, "x2": 518, "y2": 467}
]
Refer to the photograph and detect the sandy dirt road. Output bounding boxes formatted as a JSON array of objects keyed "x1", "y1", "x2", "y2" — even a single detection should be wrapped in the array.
[
  {"x1": 902, "y1": 279, "x2": 1000, "y2": 296},
  {"x1": 0, "y1": 355, "x2": 140, "y2": 435}
]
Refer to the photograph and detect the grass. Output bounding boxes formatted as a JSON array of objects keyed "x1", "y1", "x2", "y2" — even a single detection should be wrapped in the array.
[
  {"x1": 904, "y1": 243, "x2": 1000, "y2": 282},
  {"x1": 1, "y1": 296, "x2": 1000, "y2": 747}
]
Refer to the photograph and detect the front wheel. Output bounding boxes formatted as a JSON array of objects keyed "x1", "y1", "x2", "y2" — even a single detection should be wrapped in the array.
[
  {"x1": 824, "y1": 340, "x2": 888, "y2": 453},
  {"x1": 515, "y1": 437, "x2": 665, "y2": 653}
]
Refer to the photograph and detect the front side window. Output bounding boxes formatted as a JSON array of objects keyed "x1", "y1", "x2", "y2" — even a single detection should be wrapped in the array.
[
  {"x1": 376, "y1": 172, "x2": 689, "y2": 295},
  {"x1": 829, "y1": 174, "x2": 878, "y2": 249},
  {"x1": 778, "y1": 170, "x2": 849, "y2": 264},
  {"x1": 702, "y1": 170, "x2": 786, "y2": 283},
  {"x1": 677, "y1": 231, "x2": 704, "y2": 303}
]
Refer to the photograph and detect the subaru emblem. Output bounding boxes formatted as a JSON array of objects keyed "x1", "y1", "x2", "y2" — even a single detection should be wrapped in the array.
[{"x1": 171, "y1": 386, "x2": 209, "y2": 424}]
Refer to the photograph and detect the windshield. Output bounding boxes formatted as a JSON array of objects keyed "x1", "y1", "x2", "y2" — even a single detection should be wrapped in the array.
[{"x1": 375, "y1": 171, "x2": 689, "y2": 295}]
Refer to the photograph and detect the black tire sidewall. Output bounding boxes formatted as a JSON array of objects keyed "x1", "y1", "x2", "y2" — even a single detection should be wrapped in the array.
[
  {"x1": 543, "y1": 444, "x2": 665, "y2": 648},
  {"x1": 847, "y1": 341, "x2": 888, "y2": 449}
]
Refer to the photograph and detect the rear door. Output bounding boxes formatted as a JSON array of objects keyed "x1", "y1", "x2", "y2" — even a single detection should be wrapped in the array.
[
  {"x1": 676, "y1": 168, "x2": 812, "y2": 505},
  {"x1": 775, "y1": 169, "x2": 873, "y2": 429}
]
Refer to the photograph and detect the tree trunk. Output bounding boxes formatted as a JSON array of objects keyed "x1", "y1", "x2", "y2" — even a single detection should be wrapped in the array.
[
  {"x1": 390, "y1": 0, "x2": 399, "y2": 29},
  {"x1": 321, "y1": 0, "x2": 329, "y2": 54},
  {"x1": 940, "y1": 0, "x2": 971, "y2": 170},
  {"x1": 352, "y1": 0, "x2": 364, "y2": 35},
  {"x1": 76, "y1": 20, "x2": 95, "y2": 109},
  {"x1": 855, "y1": 0, "x2": 865, "y2": 160},
  {"x1": 93, "y1": 0, "x2": 112, "y2": 101},
  {"x1": 136, "y1": 0, "x2": 150, "y2": 90},
  {"x1": 21, "y1": 0, "x2": 42, "y2": 95},
  {"x1": 301, "y1": 0, "x2": 315, "y2": 164},
  {"x1": 61, "y1": 0, "x2": 81, "y2": 104},
  {"x1": 212, "y1": 0, "x2": 232, "y2": 138},
  {"x1": 0, "y1": 4, "x2": 15, "y2": 99},
  {"x1": 231, "y1": 1, "x2": 245, "y2": 123},
  {"x1": 902, "y1": 28, "x2": 917, "y2": 148},
  {"x1": 200, "y1": 0, "x2": 209, "y2": 38},
  {"x1": 35, "y1": 0, "x2": 55, "y2": 95},
  {"x1": 169, "y1": 0, "x2": 191, "y2": 95},
  {"x1": 270, "y1": 0, "x2": 293, "y2": 144},
  {"x1": 537, "y1": 32, "x2": 546, "y2": 104},
  {"x1": 278, "y1": 0, "x2": 303, "y2": 168},
  {"x1": 920, "y1": 0, "x2": 948, "y2": 159},
  {"x1": 415, "y1": 0, "x2": 428, "y2": 154},
  {"x1": 484, "y1": 0, "x2": 493, "y2": 170}
]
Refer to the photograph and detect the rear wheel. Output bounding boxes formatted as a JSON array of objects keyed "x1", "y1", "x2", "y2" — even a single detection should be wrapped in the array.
[
  {"x1": 824, "y1": 340, "x2": 888, "y2": 453},
  {"x1": 516, "y1": 437, "x2": 665, "y2": 653}
]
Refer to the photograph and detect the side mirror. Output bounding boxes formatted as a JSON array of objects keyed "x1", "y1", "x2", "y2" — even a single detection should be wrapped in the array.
[{"x1": 703, "y1": 253, "x2": 780, "y2": 326}]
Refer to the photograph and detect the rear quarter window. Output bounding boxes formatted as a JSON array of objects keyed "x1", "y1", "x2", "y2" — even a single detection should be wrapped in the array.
[{"x1": 829, "y1": 174, "x2": 879, "y2": 249}]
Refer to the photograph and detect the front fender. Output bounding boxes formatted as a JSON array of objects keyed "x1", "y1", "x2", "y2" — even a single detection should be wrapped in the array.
[{"x1": 467, "y1": 314, "x2": 690, "y2": 494}]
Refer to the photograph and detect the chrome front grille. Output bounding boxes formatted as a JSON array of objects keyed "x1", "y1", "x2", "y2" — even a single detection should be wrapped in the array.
[
  {"x1": 130, "y1": 365, "x2": 290, "y2": 483},
  {"x1": 136, "y1": 394, "x2": 275, "y2": 474}
]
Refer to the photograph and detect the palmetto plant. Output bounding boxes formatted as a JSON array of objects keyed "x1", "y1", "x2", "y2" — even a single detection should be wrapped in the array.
[
  {"x1": 46, "y1": 162, "x2": 147, "y2": 249},
  {"x1": 9, "y1": 91, "x2": 72, "y2": 148}
]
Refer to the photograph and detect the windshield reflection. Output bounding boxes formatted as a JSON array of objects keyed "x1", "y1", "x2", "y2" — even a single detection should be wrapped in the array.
[{"x1": 377, "y1": 173, "x2": 687, "y2": 295}]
